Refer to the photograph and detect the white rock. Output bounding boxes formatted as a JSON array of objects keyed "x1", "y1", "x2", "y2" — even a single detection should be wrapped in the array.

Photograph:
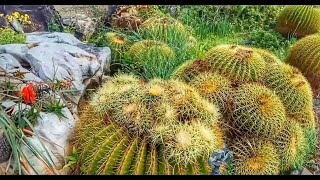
[{"x1": 26, "y1": 32, "x2": 83, "y2": 46}]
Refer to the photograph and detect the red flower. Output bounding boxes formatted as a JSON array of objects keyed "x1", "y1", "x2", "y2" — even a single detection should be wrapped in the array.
[{"x1": 21, "y1": 83, "x2": 36, "y2": 104}]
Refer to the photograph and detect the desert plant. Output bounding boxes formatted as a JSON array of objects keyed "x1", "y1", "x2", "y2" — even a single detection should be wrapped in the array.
[
  {"x1": 263, "y1": 63, "x2": 313, "y2": 116},
  {"x1": 79, "y1": 74, "x2": 222, "y2": 170},
  {"x1": 252, "y1": 47, "x2": 283, "y2": 64},
  {"x1": 73, "y1": 104, "x2": 217, "y2": 175},
  {"x1": 285, "y1": 33, "x2": 320, "y2": 95},
  {"x1": 171, "y1": 59, "x2": 211, "y2": 83},
  {"x1": 229, "y1": 137, "x2": 281, "y2": 175},
  {"x1": 110, "y1": 5, "x2": 166, "y2": 31},
  {"x1": 203, "y1": 45, "x2": 267, "y2": 83},
  {"x1": 186, "y1": 72, "x2": 233, "y2": 111},
  {"x1": 138, "y1": 16, "x2": 192, "y2": 47},
  {"x1": 230, "y1": 83, "x2": 286, "y2": 139},
  {"x1": 276, "y1": 5, "x2": 320, "y2": 38},
  {"x1": 0, "y1": 110, "x2": 58, "y2": 175},
  {"x1": 127, "y1": 40, "x2": 175, "y2": 66},
  {"x1": 274, "y1": 122, "x2": 308, "y2": 172},
  {"x1": 105, "y1": 32, "x2": 131, "y2": 60}
]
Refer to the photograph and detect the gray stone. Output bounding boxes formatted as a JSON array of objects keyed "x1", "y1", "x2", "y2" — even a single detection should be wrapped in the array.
[
  {"x1": 25, "y1": 42, "x2": 101, "y2": 91},
  {"x1": 26, "y1": 32, "x2": 83, "y2": 46},
  {"x1": 0, "y1": 53, "x2": 42, "y2": 82},
  {"x1": 0, "y1": 53, "x2": 21, "y2": 71},
  {"x1": 0, "y1": 44, "x2": 29, "y2": 65}
]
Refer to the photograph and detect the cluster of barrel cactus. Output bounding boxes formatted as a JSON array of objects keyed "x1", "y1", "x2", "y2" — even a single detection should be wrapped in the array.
[
  {"x1": 276, "y1": 5, "x2": 320, "y2": 38},
  {"x1": 71, "y1": 6, "x2": 319, "y2": 175},
  {"x1": 172, "y1": 44, "x2": 317, "y2": 175},
  {"x1": 73, "y1": 74, "x2": 223, "y2": 175}
]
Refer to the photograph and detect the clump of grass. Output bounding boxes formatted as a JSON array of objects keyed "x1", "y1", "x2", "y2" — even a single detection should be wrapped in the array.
[{"x1": 0, "y1": 109, "x2": 59, "y2": 175}]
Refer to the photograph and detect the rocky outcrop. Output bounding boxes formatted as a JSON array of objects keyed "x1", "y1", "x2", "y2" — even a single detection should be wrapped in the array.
[{"x1": 0, "y1": 32, "x2": 111, "y2": 175}]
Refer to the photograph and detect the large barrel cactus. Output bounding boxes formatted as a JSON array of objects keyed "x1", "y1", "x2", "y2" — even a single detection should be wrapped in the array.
[
  {"x1": 276, "y1": 5, "x2": 320, "y2": 38},
  {"x1": 285, "y1": 33, "x2": 320, "y2": 95},
  {"x1": 74, "y1": 74, "x2": 224, "y2": 175}
]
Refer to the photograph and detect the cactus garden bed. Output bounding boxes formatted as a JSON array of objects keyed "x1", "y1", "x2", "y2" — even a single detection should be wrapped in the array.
[{"x1": 1, "y1": 5, "x2": 320, "y2": 175}]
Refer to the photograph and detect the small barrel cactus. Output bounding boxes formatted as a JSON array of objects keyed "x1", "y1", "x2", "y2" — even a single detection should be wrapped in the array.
[
  {"x1": 276, "y1": 5, "x2": 320, "y2": 38},
  {"x1": 229, "y1": 137, "x2": 281, "y2": 175},
  {"x1": 171, "y1": 59, "x2": 211, "y2": 83},
  {"x1": 187, "y1": 72, "x2": 233, "y2": 111},
  {"x1": 127, "y1": 40, "x2": 175, "y2": 66},
  {"x1": 204, "y1": 45, "x2": 267, "y2": 83},
  {"x1": 139, "y1": 16, "x2": 191, "y2": 46},
  {"x1": 230, "y1": 83, "x2": 286, "y2": 139},
  {"x1": 105, "y1": 32, "x2": 131, "y2": 60},
  {"x1": 285, "y1": 33, "x2": 320, "y2": 95}
]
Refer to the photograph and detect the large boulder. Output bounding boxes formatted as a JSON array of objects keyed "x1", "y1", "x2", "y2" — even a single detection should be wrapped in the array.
[
  {"x1": 0, "y1": 32, "x2": 111, "y2": 174},
  {"x1": 0, "y1": 5, "x2": 63, "y2": 33}
]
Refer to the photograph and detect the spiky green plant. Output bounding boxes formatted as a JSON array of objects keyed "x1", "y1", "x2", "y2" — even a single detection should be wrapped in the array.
[
  {"x1": 274, "y1": 122, "x2": 308, "y2": 172},
  {"x1": 276, "y1": 5, "x2": 320, "y2": 38},
  {"x1": 138, "y1": 16, "x2": 192, "y2": 46},
  {"x1": 171, "y1": 59, "x2": 211, "y2": 83},
  {"x1": 285, "y1": 33, "x2": 320, "y2": 95},
  {"x1": 286, "y1": 108, "x2": 315, "y2": 129},
  {"x1": 229, "y1": 137, "x2": 281, "y2": 175},
  {"x1": 88, "y1": 74, "x2": 222, "y2": 167},
  {"x1": 263, "y1": 63, "x2": 313, "y2": 116},
  {"x1": 252, "y1": 47, "x2": 283, "y2": 64},
  {"x1": 127, "y1": 40, "x2": 175, "y2": 66},
  {"x1": 230, "y1": 83, "x2": 286, "y2": 139},
  {"x1": 90, "y1": 74, "x2": 152, "y2": 135},
  {"x1": 105, "y1": 32, "x2": 131, "y2": 60},
  {"x1": 204, "y1": 45, "x2": 267, "y2": 83},
  {"x1": 186, "y1": 72, "x2": 233, "y2": 111},
  {"x1": 74, "y1": 105, "x2": 217, "y2": 175}
]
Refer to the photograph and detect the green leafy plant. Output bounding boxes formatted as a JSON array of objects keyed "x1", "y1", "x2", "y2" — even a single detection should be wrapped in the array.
[
  {"x1": 41, "y1": 98, "x2": 66, "y2": 119},
  {"x1": 0, "y1": 27, "x2": 26, "y2": 44},
  {"x1": 63, "y1": 146, "x2": 78, "y2": 169}
]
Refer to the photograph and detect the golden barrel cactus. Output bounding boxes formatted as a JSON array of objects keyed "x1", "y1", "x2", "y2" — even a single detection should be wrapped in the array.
[
  {"x1": 276, "y1": 5, "x2": 320, "y2": 38},
  {"x1": 230, "y1": 83, "x2": 286, "y2": 139},
  {"x1": 285, "y1": 33, "x2": 320, "y2": 95},
  {"x1": 229, "y1": 137, "x2": 280, "y2": 175},
  {"x1": 105, "y1": 32, "x2": 131, "y2": 60},
  {"x1": 139, "y1": 16, "x2": 191, "y2": 46},
  {"x1": 274, "y1": 122, "x2": 307, "y2": 172},
  {"x1": 127, "y1": 40, "x2": 175, "y2": 65},
  {"x1": 263, "y1": 64, "x2": 313, "y2": 115},
  {"x1": 204, "y1": 45, "x2": 267, "y2": 83}
]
